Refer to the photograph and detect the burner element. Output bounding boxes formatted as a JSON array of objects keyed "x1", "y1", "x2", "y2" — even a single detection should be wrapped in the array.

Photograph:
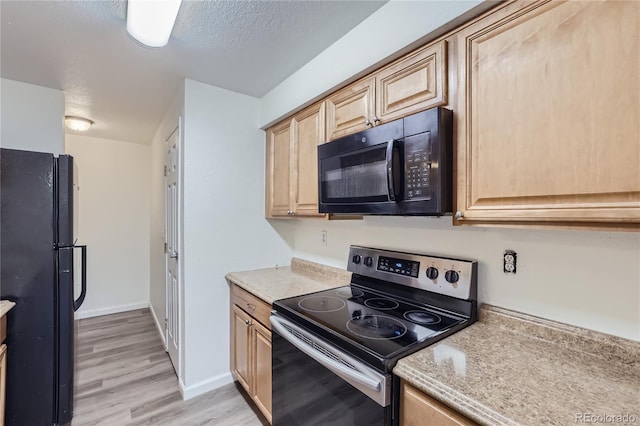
[
  {"x1": 364, "y1": 298, "x2": 399, "y2": 310},
  {"x1": 335, "y1": 288, "x2": 364, "y2": 299},
  {"x1": 403, "y1": 310, "x2": 441, "y2": 325},
  {"x1": 346, "y1": 315, "x2": 407, "y2": 340},
  {"x1": 298, "y1": 296, "x2": 346, "y2": 313}
]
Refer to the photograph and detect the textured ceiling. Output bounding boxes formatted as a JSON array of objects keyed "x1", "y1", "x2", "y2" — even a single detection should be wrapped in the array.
[{"x1": 1, "y1": 0, "x2": 386, "y2": 143}]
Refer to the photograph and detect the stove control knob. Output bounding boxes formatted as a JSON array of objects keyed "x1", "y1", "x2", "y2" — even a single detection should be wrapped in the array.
[
  {"x1": 352, "y1": 254, "x2": 362, "y2": 264},
  {"x1": 425, "y1": 267, "x2": 439, "y2": 280},
  {"x1": 364, "y1": 256, "x2": 373, "y2": 267},
  {"x1": 445, "y1": 270, "x2": 459, "y2": 284}
]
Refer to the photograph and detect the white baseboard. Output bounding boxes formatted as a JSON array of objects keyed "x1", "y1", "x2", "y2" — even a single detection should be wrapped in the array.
[
  {"x1": 149, "y1": 303, "x2": 167, "y2": 348},
  {"x1": 74, "y1": 302, "x2": 149, "y2": 319},
  {"x1": 179, "y1": 372, "x2": 234, "y2": 400}
]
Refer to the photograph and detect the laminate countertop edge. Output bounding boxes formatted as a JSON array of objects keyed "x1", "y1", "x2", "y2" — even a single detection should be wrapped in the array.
[
  {"x1": 0, "y1": 300, "x2": 16, "y2": 318},
  {"x1": 394, "y1": 304, "x2": 640, "y2": 426},
  {"x1": 225, "y1": 257, "x2": 351, "y2": 305}
]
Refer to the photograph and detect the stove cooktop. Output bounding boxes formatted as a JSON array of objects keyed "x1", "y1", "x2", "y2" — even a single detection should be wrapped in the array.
[
  {"x1": 273, "y1": 284, "x2": 466, "y2": 361},
  {"x1": 272, "y1": 246, "x2": 478, "y2": 372}
]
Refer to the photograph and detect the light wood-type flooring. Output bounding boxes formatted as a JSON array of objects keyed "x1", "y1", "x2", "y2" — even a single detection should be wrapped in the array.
[{"x1": 72, "y1": 309, "x2": 268, "y2": 426}]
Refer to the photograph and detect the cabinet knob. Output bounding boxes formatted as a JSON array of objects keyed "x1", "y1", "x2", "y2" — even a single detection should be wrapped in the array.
[
  {"x1": 244, "y1": 319, "x2": 253, "y2": 326},
  {"x1": 455, "y1": 211, "x2": 464, "y2": 220},
  {"x1": 364, "y1": 119, "x2": 372, "y2": 127},
  {"x1": 373, "y1": 116, "x2": 380, "y2": 124},
  {"x1": 246, "y1": 303, "x2": 256, "y2": 311}
]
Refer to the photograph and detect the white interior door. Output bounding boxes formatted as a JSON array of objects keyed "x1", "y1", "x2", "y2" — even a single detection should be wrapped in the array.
[{"x1": 165, "y1": 124, "x2": 180, "y2": 374}]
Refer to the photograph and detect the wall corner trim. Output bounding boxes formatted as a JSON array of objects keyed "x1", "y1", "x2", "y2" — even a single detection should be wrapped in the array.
[
  {"x1": 74, "y1": 302, "x2": 149, "y2": 320},
  {"x1": 149, "y1": 302, "x2": 167, "y2": 349},
  {"x1": 178, "y1": 372, "x2": 235, "y2": 401}
]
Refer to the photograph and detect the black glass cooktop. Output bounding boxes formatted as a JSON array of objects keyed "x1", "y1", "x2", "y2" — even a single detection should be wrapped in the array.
[{"x1": 273, "y1": 285, "x2": 466, "y2": 361}]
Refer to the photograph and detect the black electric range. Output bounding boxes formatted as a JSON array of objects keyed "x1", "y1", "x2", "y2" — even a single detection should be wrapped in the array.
[{"x1": 270, "y1": 246, "x2": 478, "y2": 426}]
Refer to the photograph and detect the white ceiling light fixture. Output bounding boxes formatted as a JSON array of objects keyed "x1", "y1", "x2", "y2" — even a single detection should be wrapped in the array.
[
  {"x1": 65, "y1": 116, "x2": 94, "y2": 132},
  {"x1": 126, "y1": 0, "x2": 183, "y2": 48}
]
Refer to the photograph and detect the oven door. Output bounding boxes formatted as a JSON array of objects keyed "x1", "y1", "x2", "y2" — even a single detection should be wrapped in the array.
[{"x1": 271, "y1": 314, "x2": 393, "y2": 426}]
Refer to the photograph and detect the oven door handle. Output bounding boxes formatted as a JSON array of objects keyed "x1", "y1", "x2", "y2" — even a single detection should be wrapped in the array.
[{"x1": 270, "y1": 315, "x2": 382, "y2": 393}]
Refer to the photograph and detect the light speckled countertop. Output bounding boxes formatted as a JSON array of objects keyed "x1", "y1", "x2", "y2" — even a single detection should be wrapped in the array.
[
  {"x1": 394, "y1": 304, "x2": 640, "y2": 426},
  {"x1": 0, "y1": 300, "x2": 16, "y2": 318},
  {"x1": 225, "y1": 257, "x2": 352, "y2": 304}
]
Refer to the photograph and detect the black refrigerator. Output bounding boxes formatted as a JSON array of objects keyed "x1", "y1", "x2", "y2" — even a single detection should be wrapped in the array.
[{"x1": 0, "y1": 148, "x2": 87, "y2": 426}]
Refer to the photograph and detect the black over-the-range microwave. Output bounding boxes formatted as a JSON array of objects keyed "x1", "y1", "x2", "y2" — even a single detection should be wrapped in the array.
[{"x1": 317, "y1": 107, "x2": 453, "y2": 215}]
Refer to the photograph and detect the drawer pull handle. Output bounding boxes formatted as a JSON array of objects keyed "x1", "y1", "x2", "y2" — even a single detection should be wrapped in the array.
[{"x1": 246, "y1": 303, "x2": 256, "y2": 310}]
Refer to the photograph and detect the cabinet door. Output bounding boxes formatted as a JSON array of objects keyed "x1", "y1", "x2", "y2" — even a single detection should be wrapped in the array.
[
  {"x1": 326, "y1": 77, "x2": 375, "y2": 141},
  {"x1": 376, "y1": 40, "x2": 447, "y2": 124},
  {"x1": 455, "y1": 0, "x2": 640, "y2": 228},
  {"x1": 292, "y1": 102, "x2": 326, "y2": 217},
  {"x1": 400, "y1": 381, "x2": 475, "y2": 426},
  {"x1": 231, "y1": 305, "x2": 252, "y2": 393},
  {"x1": 252, "y1": 321, "x2": 272, "y2": 423},
  {"x1": 0, "y1": 344, "x2": 6, "y2": 426},
  {"x1": 266, "y1": 120, "x2": 293, "y2": 217}
]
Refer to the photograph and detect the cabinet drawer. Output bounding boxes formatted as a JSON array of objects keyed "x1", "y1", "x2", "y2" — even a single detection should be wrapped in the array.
[
  {"x1": 401, "y1": 381, "x2": 476, "y2": 426},
  {"x1": 231, "y1": 285, "x2": 271, "y2": 329}
]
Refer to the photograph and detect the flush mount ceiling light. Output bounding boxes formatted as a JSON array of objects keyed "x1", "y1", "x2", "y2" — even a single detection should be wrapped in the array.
[
  {"x1": 64, "y1": 116, "x2": 94, "y2": 132},
  {"x1": 126, "y1": 0, "x2": 183, "y2": 48}
]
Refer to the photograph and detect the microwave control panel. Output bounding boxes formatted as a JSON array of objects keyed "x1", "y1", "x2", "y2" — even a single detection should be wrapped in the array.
[{"x1": 404, "y1": 133, "x2": 431, "y2": 200}]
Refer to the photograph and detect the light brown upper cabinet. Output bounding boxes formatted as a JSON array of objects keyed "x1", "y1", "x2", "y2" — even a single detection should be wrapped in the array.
[
  {"x1": 265, "y1": 120, "x2": 292, "y2": 217},
  {"x1": 325, "y1": 78, "x2": 375, "y2": 141},
  {"x1": 326, "y1": 41, "x2": 448, "y2": 141},
  {"x1": 454, "y1": 0, "x2": 640, "y2": 229},
  {"x1": 266, "y1": 101, "x2": 326, "y2": 218}
]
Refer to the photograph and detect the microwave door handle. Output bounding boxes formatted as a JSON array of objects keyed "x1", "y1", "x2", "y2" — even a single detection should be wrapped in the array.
[{"x1": 386, "y1": 139, "x2": 396, "y2": 201}]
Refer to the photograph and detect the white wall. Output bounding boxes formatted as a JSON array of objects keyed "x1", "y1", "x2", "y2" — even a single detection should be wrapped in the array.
[
  {"x1": 259, "y1": 0, "x2": 484, "y2": 127},
  {"x1": 65, "y1": 134, "x2": 151, "y2": 318},
  {"x1": 286, "y1": 218, "x2": 640, "y2": 341},
  {"x1": 1, "y1": 78, "x2": 65, "y2": 154},
  {"x1": 178, "y1": 79, "x2": 293, "y2": 395}
]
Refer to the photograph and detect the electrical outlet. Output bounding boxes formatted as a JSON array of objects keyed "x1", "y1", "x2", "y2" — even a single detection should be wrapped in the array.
[
  {"x1": 503, "y1": 250, "x2": 517, "y2": 274},
  {"x1": 321, "y1": 230, "x2": 328, "y2": 246}
]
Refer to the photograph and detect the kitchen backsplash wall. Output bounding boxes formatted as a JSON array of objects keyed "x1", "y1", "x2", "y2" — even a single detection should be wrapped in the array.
[{"x1": 285, "y1": 216, "x2": 640, "y2": 341}]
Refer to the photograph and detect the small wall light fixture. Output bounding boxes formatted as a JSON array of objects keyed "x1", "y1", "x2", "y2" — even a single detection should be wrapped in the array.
[
  {"x1": 65, "y1": 116, "x2": 94, "y2": 132},
  {"x1": 126, "y1": 0, "x2": 183, "y2": 48}
]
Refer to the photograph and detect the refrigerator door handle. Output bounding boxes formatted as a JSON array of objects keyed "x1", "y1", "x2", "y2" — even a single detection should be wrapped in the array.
[{"x1": 73, "y1": 245, "x2": 87, "y2": 311}]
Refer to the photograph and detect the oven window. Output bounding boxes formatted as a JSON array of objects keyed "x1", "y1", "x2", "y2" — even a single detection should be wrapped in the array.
[
  {"x1": 320, "y1": 144, "x2": 390, "y2": 203},
  {"x1": 272, "y1": 331, "x2": 391, "y2": 426}
]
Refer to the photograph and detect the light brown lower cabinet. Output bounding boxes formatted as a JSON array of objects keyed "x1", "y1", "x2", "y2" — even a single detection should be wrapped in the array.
[
  {"x1": 400, "y1": 381, "x2": 476, "y2": 426},
  {"x1": 230, "y1": 285, "x2": 272, "y2": 424},
  {"x1": 0, "y1": 344, "x2": 6, "y2": 426}
]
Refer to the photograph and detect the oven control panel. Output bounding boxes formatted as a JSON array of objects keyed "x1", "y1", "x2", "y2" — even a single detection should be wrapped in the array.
[
  {"x1": 377, "y1": 256, "x2": 419, "y2": 278},
  {"x1": 347, "y1": 246, "x2": 477, "y2": 301}
]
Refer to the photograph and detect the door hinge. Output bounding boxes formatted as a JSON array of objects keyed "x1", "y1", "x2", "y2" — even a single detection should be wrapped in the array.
[
  {"x1": 164, "y1": 242, "x2": 168, "y2": 253},
  {"x1": 164, "y1": 165, "x2": 168, "y2": 176},
  {"x1": 164, "y1": 318, "x2": 168, "y2": 328}
]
